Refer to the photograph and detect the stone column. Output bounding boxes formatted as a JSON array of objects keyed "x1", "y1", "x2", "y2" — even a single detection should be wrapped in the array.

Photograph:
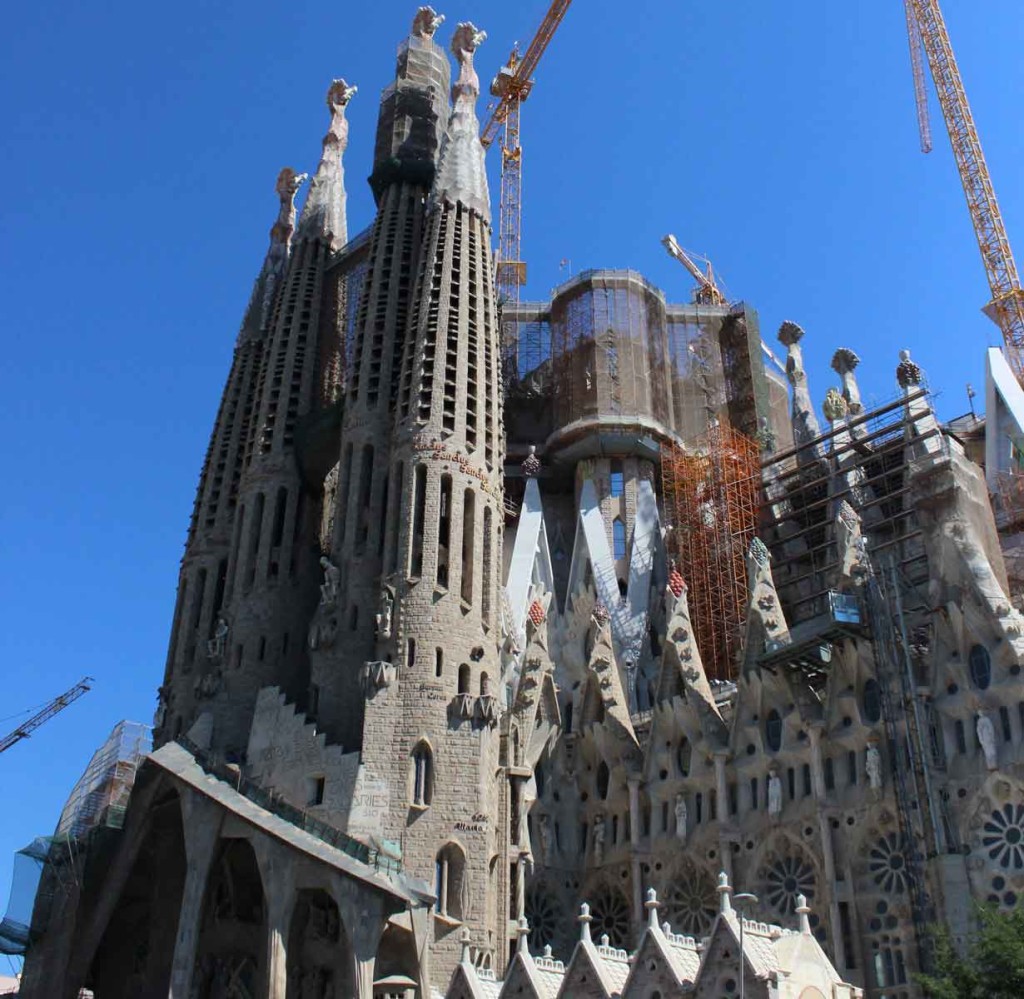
[
  {"x1": 628, "y1": 777, "x2": 643, "y2": 930},
  {"x1": 252, "y1": 837, "x2": 296, "y2": 999},
  {"x1": 168, "y1": 794, "x2": 222, "y2": 999},
  {"x1": 809, "y1": 726, "x2": 846, "y2": 970},
  {"x1": 714, "y1": 753, "x2": 734, "y2": 882}
]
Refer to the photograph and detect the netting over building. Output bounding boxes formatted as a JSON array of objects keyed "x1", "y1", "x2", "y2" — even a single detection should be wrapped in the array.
[
  {"x1": 662, "y1": 423, "x2": 761, "y2": 681},
  {"x1": 55, "y1": 722, "x2": 151, "y2": 841}
]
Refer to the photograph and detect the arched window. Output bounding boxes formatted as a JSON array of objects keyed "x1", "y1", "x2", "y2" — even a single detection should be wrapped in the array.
[
  {"x1": 677, "y1": 738, "x2": 691, "y2": 777},
  {"x1": 458, "y1": 664, "x2": 471, "y2": 696},
  {"x1": 435, "y1": 843, "x2": 466, "y2": 920},
  {"x1": 610, "y1": 459, "x2": 624, "y2": 497},
  {"x1": 969, "y1": 644, "x2": 992, "y2": 689},
  {"x1": 766, "y1": 709, "x2": 783, "y2": 752},
  {"x1": 479, "y1": 672, "x2": 490, "y2": 696},
  {"x1": 863, "y1": 679, "x2": 882, "y2": 723},
  {"x1": 412, "y1": 742, "x2": 433, "y2": 807},
  {"x1": 613, "y1": 517, "x2": 627, "y2": 560},
  {"x1": 597, "y1": 761, "x2": 610, "y2": 800},
  {"x1": 435, "y1": 648, "x2": 443, "y2": 678}
]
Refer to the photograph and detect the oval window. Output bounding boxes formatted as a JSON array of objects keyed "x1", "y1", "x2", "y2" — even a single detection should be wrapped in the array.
[
  {"x1": 863, "y1": 679, "x2": 882, "y2": 723},
  {"x1": 969, "y1": 645, "x2": 992, "y2": 690},
  {"x1": 765, "y1": 710, "x2": 783, "y2": 752}
]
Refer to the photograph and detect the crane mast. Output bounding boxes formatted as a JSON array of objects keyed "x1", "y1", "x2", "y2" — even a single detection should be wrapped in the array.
[
  {"x1": 481, "y1": 0, "x2": 573, "y2": 380},
  {"x1": 904, "y1": 0, "x2": 933, "y2": 154},
  {"x1": 0, "y1": 677, "x2": 93, "y2": 754},
  {"x1": 907, "y1": 0, "x2": 1024, "y2": 383}
]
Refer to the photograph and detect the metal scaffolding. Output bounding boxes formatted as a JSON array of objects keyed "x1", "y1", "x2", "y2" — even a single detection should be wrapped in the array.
[{"x1": 661, "y1": 423, "x2": 760, "y2": 681}]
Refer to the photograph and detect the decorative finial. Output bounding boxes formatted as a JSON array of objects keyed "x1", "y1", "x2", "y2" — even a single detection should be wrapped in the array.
[
  {"x1": 831, "y1": 347, "x2": 860, "y2": 376},
  {"x1": 528, "y1": 598, "x2": 546, "y2": 626},
  {"x1": 326, "y1": 78, "x2": 357, "y2": 109},
  {"x1": 755, "y1": 415, "x2": 777, "y2": 454},
  {"x1": 592, "y1": 601, "x2": 610, "y2": 627},
  {"x1": 459, "y1": 925, "x2": 472, "y2": 964},
  {"x1": 795, "y1": 894, "x2": 812, "y2": 935},
  {"x1": 600, "y1": 933, "x2": 610, "y2": 947},
  {"x1": 662, "y1": 921, "x2": 672, "y2": 935},
  {"x1": 645, "y1": 887, "x2": 660, "y2": 930},
  {"x1": 271, "y1": 167, "x2": 308, "y2": 243},
  {"x1": 777, "y1": 320, "x2": 804, "y2": 348},
  {"x1": 412, "y1": 5, "x2": 445, "y2": 38},
  {"x1": 516, "y1": 916, "x2": 530, "y2": 955},
  {"x1": 451, "y1": 22, "x2": 486, "y2": 101},
  {"x1": 896, "y1": 348, "x2": 922, "y2": 389},
  {"x1": 579, "y1": 902, "x2": 593, "y2": 943},
  {"x1": 748, "y1": 537, "x2": 770, "y2": 569},
  {"x1": 522, "y1": 445, "x2": 541, "y2": 478},
  {"x1": 716, "y1": 871, "x2": 733, "y2": 914},
  {"x1": 822, "y1": 387, "x2": 848, "y2": 423},
  {"x1": 668, "y1": 560, "x2": 686, "y2": 598}
]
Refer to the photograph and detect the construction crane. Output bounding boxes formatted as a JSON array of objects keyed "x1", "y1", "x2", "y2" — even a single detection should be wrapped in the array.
[
  {"x1": 904, "y1": 0, "x2": 1024, "y2": 384},
  {"x1": 903, "y1": 0, "x2": 933, "y2": 154},
  {"x1": 661, "y1": 234, "x2": 727, "y2": 307},
  {"x1": 481, "y1": 0, "x2": 573, "y2": 379},
  {"x1": 0, "y1": 677, "x2": 93, "y2": 755},
  {"x1": 661, "y1": 234, "x2": 788, "y2": 379}
]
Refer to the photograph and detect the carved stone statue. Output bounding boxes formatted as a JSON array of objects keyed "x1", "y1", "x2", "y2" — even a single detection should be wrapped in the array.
[
  {"x1": 592, "y1": 814, "x2": 606, "y2": 864},
  {"x1": 412, "y1": 5, "x2": 445, "y2": 38},
  {"x1": 537, "y1": 813, "x2": 553, "y2": 862},
  {"x1": 674, "y1": 792, "x2": 688, "y2": 841},
  {"x1": 823, "y1": 386, "x2": 848, "y2": 423},
  {"x1": 206, "y1": 617, "x2": 229, "y2": 659},
  {"x1": 768, "y1": 769, "x2": 783, "y2": 818},
  {"x1": 866, "y1": 740, "x2": 883, "y2": 791},
  {"x1": 375, "y1": 588, "x2": 394, "y2": 639},
  {"x1": 319, "y1": 556, "x2": 340, "y2": 606},
  {"x1": 977, "y1": 711, "x2": 998, "y2": 770}
]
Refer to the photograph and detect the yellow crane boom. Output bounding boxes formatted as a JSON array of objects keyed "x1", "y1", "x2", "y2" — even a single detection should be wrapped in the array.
[{"x1": 907, "y1": 0, "x2": 1024, "y2": 382}]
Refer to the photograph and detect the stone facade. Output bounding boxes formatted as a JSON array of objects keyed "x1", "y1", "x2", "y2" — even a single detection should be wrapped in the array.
[{"x1": 16, "y1": 8, "x2": 1024, "y2": 999}]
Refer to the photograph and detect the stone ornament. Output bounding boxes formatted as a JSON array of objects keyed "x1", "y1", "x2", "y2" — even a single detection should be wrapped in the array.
[
  {"x1": 412, "y1": 5, "x2": 445, "y2": 38},
  {"x1": 593, "y1": 601, "x2": 610, "y2": 627},
  {"x1": 668, "y1": 562, "x2": 686, "y2": 598},
  {"x1": 528, "y1": 599, "x2": 546, "y2": 626},
  {"x1": 592, "y1": 814, "x2": 606, "y2": 864},
  {"x1": 360, "y1": 660, "x2": 395, "y2": 696},
  {"x1": 521, "y1": 445, "x2": 541, "y2": 478},
  {"x1": 866, "y1": 740, "x2": 883, "y2": 792},
  {"x1": 375, "y1": 588, "x2": 394, "y2": 639},
  {"x1": 822, "y1": 387, "x2": 848, "y2": 423},
  {"x1": 896, "y1": 348, "x2": 922, "y2": 389},
  {"x1": 749, "y1": 537, "x2": 771, "y2": 569}
]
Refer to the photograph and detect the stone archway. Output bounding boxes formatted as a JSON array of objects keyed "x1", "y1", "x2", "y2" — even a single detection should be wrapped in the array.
[
  {"x1": 192, "y1": 838, "x2": 266, "y2": 998},
  {"x1": 87, "y1": 784, "x2": 187, "y2": 998},
  {"x1": 285, "y1": 888, "x2": 354, "y2": 998}
]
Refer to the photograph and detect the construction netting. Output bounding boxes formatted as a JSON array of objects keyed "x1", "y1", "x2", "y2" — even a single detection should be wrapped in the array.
[
  {"x1": 0, "y1": 838, "x2": 49, "y2": 955},
  {"x1": 55, "y1": 721, "x2": 151, "y2": 841},
  {"x1": 662, "y1": 423, "x2": 761, "y2": 681}
]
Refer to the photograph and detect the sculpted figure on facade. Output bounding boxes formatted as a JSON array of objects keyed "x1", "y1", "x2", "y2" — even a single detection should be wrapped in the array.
[
  {"x1": 768, "y1": 768, "x2": 783, "y2": 818},
  {"x1": 319, "y1": 556, "x2": 340, "y2": 607},
  {"x1": 977, "y1": 711, "x2": 998, "y2": 770},
  {"x1": 206, "y1": 617, "x2": 229, "y2": 659},
  {"x1": 674, "y1": 792, "x2": 688, "y2": 842},
  {"x1": 376, "y1": 587, "x2": 394, "y2": 639},
  {"x1": 537, "y1": 813, "x2": 553, "y2": 862},
  {"x1": 593, "y1": 814, "x2": 606, "y2": 864},
  {"x1": 866, "y1": 739, "x2": 883, "y2": 792}
]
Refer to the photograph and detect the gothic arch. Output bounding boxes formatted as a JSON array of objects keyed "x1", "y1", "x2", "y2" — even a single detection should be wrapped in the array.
[
  {"x1": 192, "y1": 837, "x2": 266, "y2": 998},
  {"x1": 285, "y1": 888, "x2": 353, "y2": 998},
  {"x1": 87, "y1": 783, "x2": 187, "y2": 998}
]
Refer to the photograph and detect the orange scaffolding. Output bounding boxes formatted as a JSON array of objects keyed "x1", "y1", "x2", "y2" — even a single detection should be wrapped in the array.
[{"x1": 661, "y1": 423, "x2": 760, "y2": 681}]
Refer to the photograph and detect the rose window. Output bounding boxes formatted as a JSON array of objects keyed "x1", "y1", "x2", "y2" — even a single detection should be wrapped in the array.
[
  {"x1": 764, "y1": 855, "x2": 816, "y2": 916},
  {"x1": 869, "y1": 833, "x2": 909, "y2": 894},
  {"x1": 666, "y1": 866, "x2": 717, "y2": 937},
  {"x1": 588, "y1": 884, "x2": 631, "y2": 948},
  {"x1": 983, "y1": 803, "x2": 1024, "y2": 870},
  {"x1": 525, "y1": 883, "x2": 567, "y2": 956}
]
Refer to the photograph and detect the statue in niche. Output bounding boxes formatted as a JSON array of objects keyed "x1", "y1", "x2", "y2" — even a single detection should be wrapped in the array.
[
  {"x1": 768, "y1": 769, "x2": 783, "y2": 818},
  {"x1": 537, "y1": 813, "x2": 553, "y2": 862},
  {"x1": 977, "y1": 711, "x2": 998, "y2": 770},
  {"x1": 674, "y1": 792, "x2": 688, "y2": 842},
  {"x1": 593, "y1": 814, "x2": 606, "y2": 864},
  {"x1": 866, "y1": 739, "x2": 883, "y2": 792},
  {"x1": 206, "y1": 617, "x2": 228, "y2": 659},
  {"x1": 319, "y1": 556, "x2": 340, "y2": 607},
  {"x1": 376, "y1": 588, "x2": 394, "y2": 639}
]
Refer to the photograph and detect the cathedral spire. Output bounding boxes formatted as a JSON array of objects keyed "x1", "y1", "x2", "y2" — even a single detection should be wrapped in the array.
[
  {"x1": 237, "y1": 168, "x2": 307, "y2": 345},
  {"x1": 431, "y1": 23, "x2": 489, "y2": 220},
  {"x1": 298, "y1": 79, "x2": 356, "y2": 249}
]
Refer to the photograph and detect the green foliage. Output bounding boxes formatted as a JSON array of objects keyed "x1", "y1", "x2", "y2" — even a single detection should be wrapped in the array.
[{"x1": 917, "y1": 905, "x2": 1024, "y2": 999}]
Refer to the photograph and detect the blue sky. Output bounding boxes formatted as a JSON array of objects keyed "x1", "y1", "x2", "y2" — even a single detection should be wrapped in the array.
[{"x1": 1, "y1": 0, "x2": 1022, "y2": 944}]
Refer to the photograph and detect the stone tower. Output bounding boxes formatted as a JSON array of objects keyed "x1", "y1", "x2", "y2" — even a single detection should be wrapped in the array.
[
  {"x1": 157, "y1": 82, "x2": 355, "y2": 754},
  {"x1": 358, "y1": 20, "x2": 506, "y2": 982},
  {"x1": 309, "y1": 8, "x2": 451, "y2": 750}
]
